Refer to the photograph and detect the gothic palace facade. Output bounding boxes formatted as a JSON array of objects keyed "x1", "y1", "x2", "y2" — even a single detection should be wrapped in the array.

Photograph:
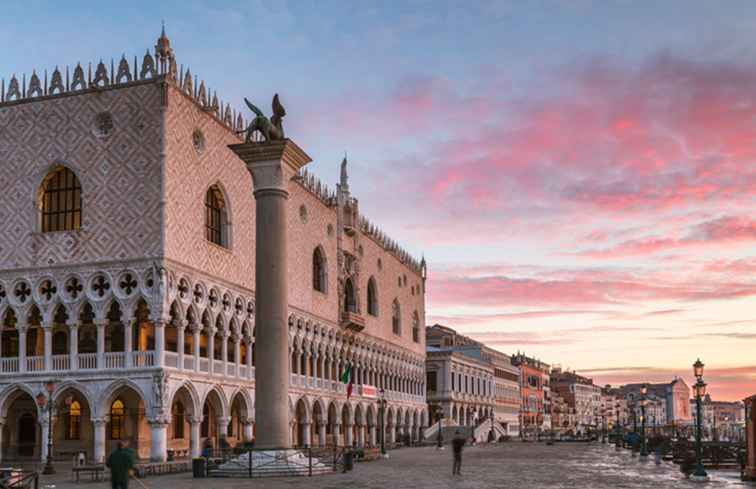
[{"x1": 0, "y1": 30, "x2": 428, "y2": 463}]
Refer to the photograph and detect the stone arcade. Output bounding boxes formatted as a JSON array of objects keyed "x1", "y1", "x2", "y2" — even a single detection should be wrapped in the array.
[{"x1": 0, "y1": 29, "x2": 428, "y2": 463}]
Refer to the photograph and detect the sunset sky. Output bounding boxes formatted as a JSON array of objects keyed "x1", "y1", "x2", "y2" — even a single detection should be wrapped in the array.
[{"x1": 4, "y1": 1, "x2": 755, "y2": 400}]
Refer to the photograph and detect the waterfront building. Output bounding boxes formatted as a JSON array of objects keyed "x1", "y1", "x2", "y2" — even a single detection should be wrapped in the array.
[
  {"x1": 0, "y1": 30, "x2": 427, "y2": 463},
  {"x1": 511, "y1": 353, "x2": 550, "y2": 438},
  {"x1": 550, "y1": 368, "x2": 602, "y2": 435},
  {"x1": 620, "y1": 378, "x2": 691, "y2": 429}
]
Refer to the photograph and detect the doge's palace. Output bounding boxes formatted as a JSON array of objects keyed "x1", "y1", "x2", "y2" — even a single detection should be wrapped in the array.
[{"x1": 0, "y1": 29, "x2": 428, "y2": 463}]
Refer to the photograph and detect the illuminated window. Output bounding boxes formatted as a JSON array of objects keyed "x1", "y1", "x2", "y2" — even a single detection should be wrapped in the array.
[
  {"x1": 39, "y1": 167, "x2": 82, "y2": 232},
  {"x1": 110, "y1": 399, "x2": 125, "y2": 440},
  {"x1": 67, "y1": 401, "x2": 81, "y2": 440}
]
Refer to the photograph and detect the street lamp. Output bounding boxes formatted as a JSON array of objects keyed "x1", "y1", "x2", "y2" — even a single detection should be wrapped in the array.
[
  {"x1": 36, "y1": 380, "x2": 56, "y2": 475},
  {"x1": 639, "y1": 384, "x2": 648, "y2": 459},
  {"x1": 615, "y1": 401, "x2": 622, "y2": 451},
  {"x1": 378, "y1": 388, "x2": 387, "y2": 457},
  {"x1": 692, "y1": 359, "x2": 709, "y2": 482}
]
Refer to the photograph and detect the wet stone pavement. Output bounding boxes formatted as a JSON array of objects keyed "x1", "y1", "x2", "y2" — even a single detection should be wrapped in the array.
[{"x1": 39, "y1": 442, "x2": 755, "y2": 489}]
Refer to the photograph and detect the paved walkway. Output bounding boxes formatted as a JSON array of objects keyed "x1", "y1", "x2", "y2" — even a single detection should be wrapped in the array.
[{"x1": 32, "y1": 443, "x2": 755, "y2": 488}]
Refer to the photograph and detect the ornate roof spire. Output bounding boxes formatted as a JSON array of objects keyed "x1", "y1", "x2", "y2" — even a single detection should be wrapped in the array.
[
  {"x1": 155, "y1": 22, "x2": 174, "y2": 74},
  {"x1": 340, "y1": 153, "x2": 349, "y2": 189}
]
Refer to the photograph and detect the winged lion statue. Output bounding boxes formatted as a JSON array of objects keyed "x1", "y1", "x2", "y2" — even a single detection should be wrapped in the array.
[{"x1": 241, "y1": 94, "x2": 286, "y2": 142}]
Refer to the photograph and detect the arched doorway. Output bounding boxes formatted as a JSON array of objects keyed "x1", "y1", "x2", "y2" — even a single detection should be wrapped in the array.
[
  {"x1": 228, "y1": 392, "x2": 250, "y2": 447},
  {"x1": 294, "y1": 399, "x2": 309, "y2": 447},
  {"x1": 103, "y1": 384, "x2": 147, "y2": 460},
  {"x1": 169, "y1": 385, "x2": 197, "y2": 458},
  {"x1": 201, "y1": 389, "x2": 226, "y2": 454},
  {"x1": 2, "y1": 389, "x2": 39, "y2": 459},
  {"x1": 53, "y1": 386, "x2": 93, "y2": 461}
]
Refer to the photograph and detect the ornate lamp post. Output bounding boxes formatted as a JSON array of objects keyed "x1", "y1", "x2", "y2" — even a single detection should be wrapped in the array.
[
  {"x1": 615, "y1": 401, "x2": 622, "y2": 450},
  {"x1": 378, "y1": 388, "x2": 387, "y2": 457},
  {"x1": 640, "y1": 384, "x2": 648, "y2": 459},
  {"x1": 35, "y1": 380, "x2": 56, "y2": 475},
  {"x1": 692, "y1": 359, "x2": 709, "y2": 482}
]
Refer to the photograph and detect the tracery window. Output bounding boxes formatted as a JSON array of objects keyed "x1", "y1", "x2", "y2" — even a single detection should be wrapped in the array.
[
  {"x1": 39, "y1": 167, "x2": 82, "y2": 232},
  {"x1": 312, "y1": 247, "x2": 326, "y2": 293},
  {"x1": 205, "y1": 186, "x2": 228, "y2": 247},
  {"x1": 66, "y1": 400, "x2": 81, "y2": 440},
  {"x1": 392, "y1": 299, "x2": 401, "y2": 335},
  {"x1": 367, "y1": 277, "x2": 378, "y2": 316},
  {"x1": 110, "y1": 399, "x2": 125, "y2": 440}
]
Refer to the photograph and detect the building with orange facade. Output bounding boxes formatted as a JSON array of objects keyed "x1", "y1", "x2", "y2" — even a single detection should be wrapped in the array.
[{"x1": 511, "y1": 353, "x2": 550, "y2": 438}]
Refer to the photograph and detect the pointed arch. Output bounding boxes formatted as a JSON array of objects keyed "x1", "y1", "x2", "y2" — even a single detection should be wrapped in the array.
[
  {"x1": 205, "y1": 184, "x2": 231, "y2": 248},
  {"x1": 366, "y1": 276, "x2": 378, "y2": 316},
  {"x1": 343, "y1": 278, "x2": 356, "y2": 313},
  {"x1": 412, "y1": 310, "x2": 420, "y2": 343},
  {"x1": 312, "y1": 246, "x2": 327, "y2": 293},
  {"x1": 37, "y1": 165, "x2": 82, "y2": 232},
  {"x1": 391, "y1": 299, "x2": 401, "y2": 335}
]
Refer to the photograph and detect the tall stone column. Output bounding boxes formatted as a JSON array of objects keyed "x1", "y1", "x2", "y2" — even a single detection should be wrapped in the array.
[
  {"x1": 191, "y1": 323, "x2": 201, "y2": 373},
  {"x1": 93, "y1": 418, "x2": 107, "y2": 463},
  {"x1": 18, "y1": 323, "x2": 27, "y2": 373},
  {"x1": 176, "y1": 320, "x2": 186, "y2": 370},
  {"x1": 42, "y1": 325, "x2": 52, "y2": 371},
  {"x1": 229, "y1": 139, "x2": 311, "y2": 449},
  {"x1": 154, "y1": 319, "x2": 165, "y2": 367},
  {"x1": 68, "y1": 321, "x2": 79, "y2": 371},
  {"x1": 207, "y1": 327, "x2": 216, "y2": 374},
  {"x1": 243, "y1": 421, "x2": 254, "y2": 443},
  {"x1": 39, "y1": 416, "x2": 49, "y2": 462},
  {"x1": 95, "y1": 320, "x2": 106, "y2": 370},
  {"x1": 332, "y1": 423, "x2": 341, "y2": 448},
  {"x1": 124, "y1": 318, "x2": 134, "y2": 368},
  {"x1": 318, "y1": 422, "x2": 327, "y2": 447},
  {"x1": 189, "y1": 416, "x2": 202, "y2": 458},
  {"x1": 149, "y1": 419, "x2": 169, "y2": 462}
]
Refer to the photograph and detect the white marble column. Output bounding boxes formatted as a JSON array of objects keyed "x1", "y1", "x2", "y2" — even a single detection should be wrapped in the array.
[
  {"x1": 148, "y1": 420, "x2": 168, "y2": 462},
  {"x1": 216, "y1": 417, "x2": 229, "y2": 447},
  {"x1": 42, "y1": 324, "x2": 52, "y2": 371},
  {"x1": 124, "y1": 317, "x2": 134, "y2": 368},
  {"x1": 207, "y1": 327, "x2": 216, "y2": 374},
  {"x1": 154, "y1": 319, "x2": 165, "y2": 367},
  {"x1": 189, "y1": 416, "x2": 202, "y2": 458},
  {"x1": 93, "y1": 418, "x2": 107, "y2": 463},
  {"x1": 221, "y1": 331, "x2": 229, "y2": 376},
  {"x1": 234, "y1": 336, "x2": 241, "y2": 373},
  {"x1": 230, "y1": 140, "x2": 311, "y2": 449},
  {"x1": 68, "y1": 321, "x2": 79, "y2": 371},
  {"x1": 192, "y1": 323, "x2": 201, "y2": 372},
  {"x1": 18, "y1": 323, "x2": 27, "y2": 372},
  {"x1": 243, "y1": 422, "x2": 254, "y2": 443},
  {"x1": 245, "y1": 338, "x2": 253, "y2": 379},
  {"x1": 175, "y1": 320, "x2": 186, "y2": 370},
  {"x1": 356, "y1": 425, "x2": 365, "y2": 447},
  {"x1": 369, "y1": 425, "x2": 377, "y2": 447},
  {"x1": 95, "y1": 320, "x2": 106, "y2": 370},
  {"x1": 39, "y1": 416, "x2": 49, "y2": 462}
]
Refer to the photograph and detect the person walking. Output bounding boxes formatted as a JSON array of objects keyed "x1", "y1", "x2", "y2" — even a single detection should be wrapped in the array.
[
  {"x1": 106, "y1": 441, "x2": 135, "y2": 489},
  {"x1": 452, "y1": 429, "x2": 465, "y2": 476}
]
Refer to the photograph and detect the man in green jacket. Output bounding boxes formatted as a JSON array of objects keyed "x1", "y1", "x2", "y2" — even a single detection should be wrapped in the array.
[{"x1": 106, "y1": 442, "x2": 135, "y2": 489}]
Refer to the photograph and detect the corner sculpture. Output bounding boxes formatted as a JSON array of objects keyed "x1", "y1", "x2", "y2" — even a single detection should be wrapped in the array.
[{"x1": 242, "y1": 94, "x2": 286, "y2": 142}]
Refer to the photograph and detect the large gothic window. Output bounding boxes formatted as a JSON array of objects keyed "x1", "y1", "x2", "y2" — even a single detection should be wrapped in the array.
[
  {"x1": 412, "y1": 311, "x2": 420, "y2": 343},
  {"x1": 312, "y1": 247, "x2": 326, "y2": 293},
  {"x1": 39, "y1": 167, "x2": 82, "y2": 232},
  {"x1": 205, "y1": 185, "x2": 229, "y2": 247},
  {"x1": 392, "y1": 299, "x2": 401, "y2": 335},
  {"x1": 343, "y1": 278, "x2": 357, "y2": 313},
  {"x1": 367, "y1": 277, "x2": 378, "y2": 316}
]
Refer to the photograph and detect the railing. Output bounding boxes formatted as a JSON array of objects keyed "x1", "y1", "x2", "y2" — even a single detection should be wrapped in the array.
[
  {"x1": 132, "y1": 350, "x2": 155, "y2": 367},
  {"x1": 79, "y1": 353, "x2": 97, "y2": 369},
  {"x1": 165, "y1": 351, "x2": 178, "y2": 368},
  {"x1": 52, "y1": 354, "x2": 70, "y2": 371},
  {"x1": 104, "y1": 352, "x2": 126, "y2": 369},
  {"x1": 227, "y1": 364, "x2": 237, "y2": 377},
  {"x1": 0, "y1": 357, "x2": 19, "y2": 373},
  {"x1": 207, "y1": 446, "x2": 346, "y2": 478},
  {"x1": 26, "y1": 356, "x2": 44, "y2": 372},
  {"x1": 239, "y1": 365, "x2": 248, "y2": 378},
  {"x1": 183, "y1": 356, "x2": 195, "y2": 370},
  {"x1": 213, "y1": 362, "x2": 225, "y2": 375},
  {"x1": 199, "y1": 358, "x2": 209, "y2": 373}
]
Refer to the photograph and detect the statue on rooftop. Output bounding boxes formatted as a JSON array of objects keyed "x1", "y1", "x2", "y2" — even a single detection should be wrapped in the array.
[{"x1": 242, "y1": 94, "x2": 286, "y2": 142}]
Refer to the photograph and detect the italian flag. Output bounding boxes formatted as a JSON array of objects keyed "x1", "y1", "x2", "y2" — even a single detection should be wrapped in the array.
[{"x1": 341, "y1": 364, "x2": 354, "y2": 398}]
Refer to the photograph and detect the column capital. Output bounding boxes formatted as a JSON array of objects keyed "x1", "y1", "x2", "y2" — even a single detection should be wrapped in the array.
[
  {"x1": 188, "y1": 415, "x2": 203, "y2": 426},
  {"x1": 147, "y1": 415, "x2": 171, "y2": 427},
  {"x1": 66, "y1": 320, "x2": 80, "y2": 329},
  {"x1": 91, "y1": 417, "x2": 109, "y2": 426},
  {"x1": 229, "y1": 139, "x2": 312, "y2": 196},
  {"x1": 189, "y1": 321, "x2": 202, "y2": 334}
]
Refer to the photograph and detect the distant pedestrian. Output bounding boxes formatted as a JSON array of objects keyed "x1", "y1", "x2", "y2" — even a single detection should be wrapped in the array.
[
  {"x1": 106, "y1": 441, "x2": 135, "y2": 489},
  {"x1": 452, "y1": 430, "x2": 465, "y2": 476}
]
